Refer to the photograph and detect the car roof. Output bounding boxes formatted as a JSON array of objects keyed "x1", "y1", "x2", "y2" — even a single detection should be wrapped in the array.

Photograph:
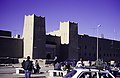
[{"x1": 74, "y1": 68, "x2": 109, "y2": 72}]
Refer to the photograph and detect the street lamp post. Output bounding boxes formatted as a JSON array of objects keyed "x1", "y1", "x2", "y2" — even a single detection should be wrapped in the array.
[{"x1": 97, "y1": 25, "x2": 101, "y2": 61}]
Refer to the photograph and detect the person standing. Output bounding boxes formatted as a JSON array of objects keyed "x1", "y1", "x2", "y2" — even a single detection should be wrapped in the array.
[
  {"x1": 54, "y1": 62, "x2": 61, "y2": 70},
  {"x1": 65, "y1": 62, "x2": 71, "y2": 73},
  {"x1": 21, "y1": 60, "x2": 25, "y2": 69},
  {"x1": 35, "y1": 60, "x2": 40, "y2": 73},
  {"x1": 23, "y1": 56, "x2": 33, "y2": 78}
]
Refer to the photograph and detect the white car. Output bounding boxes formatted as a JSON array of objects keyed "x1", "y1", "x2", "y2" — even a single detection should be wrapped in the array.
[{"x1": 63, "y1": 68, "x2": 115, "y2": 78}]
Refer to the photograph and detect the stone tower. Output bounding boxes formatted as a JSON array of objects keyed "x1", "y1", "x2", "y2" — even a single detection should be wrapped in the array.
[
  {"x1": 60, "y1": 21, "x2": 78, "y2": 60},
  {"x1": 22, "y1": 14, "x2": 46, "y2": 59}
]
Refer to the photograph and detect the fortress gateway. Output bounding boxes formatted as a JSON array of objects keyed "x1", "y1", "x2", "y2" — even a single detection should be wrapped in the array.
[{"x1": 0, "y1": 14, "x2": 120, "y2": 62}]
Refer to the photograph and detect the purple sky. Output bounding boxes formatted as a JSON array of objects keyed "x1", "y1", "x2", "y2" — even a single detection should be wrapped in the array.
[{"x1": 0, "y1": 0, "x2": 120, "y2": 40}]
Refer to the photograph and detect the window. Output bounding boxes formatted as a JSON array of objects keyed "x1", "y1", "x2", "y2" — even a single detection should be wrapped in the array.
[
  {"x1": 107, "y1": 54, "x2": 109, "y2": 57},
  {"x1": 94, "y1": 53, "x2": 96, "y2": 57},
  {"x1": 77, "y1": 72, "x2": 114, "y2": 78},
  {"x1": 85, "y1": 45, "x2": 87, "y2": 49},
  {"x1": 98, "y1": 72, "x2": 113, "y2": 78},
  {"x1": 104, "y1": 53, "x2": 105, "y2": 56},
  {"x1": 84, "y1": 53, "x2": 87, "y2": 56},
  {"x1": 99, "y1": 54, "x2": 101, "y2": 57},
  {"x1": 63, "y1": 70, "x2": 77, "y2": 78},
  {"x1": 78, "y1": 72, "x2": 97, "y2": 78},
  {"x1": 114, "y1": 54, "x2": 115, "y2": 57},
  {"x1": 79, "y1": 53, "x2": 81, "y2": 56},
  {"x1": 100, "y1": 47, "x2": 102, "y2": 51},
  {"x1": 89, "y1": 53, "x2": 91, "y2": 56},
  {"x1": 110, "y1": 54, "x2": 111, "y2": 57}
]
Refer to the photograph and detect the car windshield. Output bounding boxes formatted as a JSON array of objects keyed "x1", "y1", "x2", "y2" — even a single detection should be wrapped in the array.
[{"x1": 63, "y1": 70, "x2": 77, "y2": 78}]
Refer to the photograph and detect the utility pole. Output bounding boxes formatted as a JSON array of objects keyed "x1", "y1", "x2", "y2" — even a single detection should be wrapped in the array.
[{"x1": 97, "y1": 24, "x2": 101, "y2": 61}]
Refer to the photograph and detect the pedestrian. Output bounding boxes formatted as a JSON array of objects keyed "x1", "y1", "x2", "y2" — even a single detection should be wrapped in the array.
[
  {"x1": 65, "y1": 62, "x2": 71, "y2": 73},
  {"x1": 76, "y1": 61, "x2": 84, "y2": 68},
  {"x1": 35, "y1": 60, "x2": 40, "y2": 73},
  {"x1": 76, "y1": 58, "x2": 84, "y2": 68},
  {"x1": 61, "y1": 64, "x2": 66, "y2": 71},
  {"x1": 22, "y1": 56, "x2": 33, "y2": 78},
  {"x1": 54, "y1": 62, "x2": 61, "y2": 70},
  {"x1": 21, "y1": 60, "x2": 25, "y2": 68}
]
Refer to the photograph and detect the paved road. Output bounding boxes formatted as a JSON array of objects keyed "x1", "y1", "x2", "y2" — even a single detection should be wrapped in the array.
[
  {"x1": 0, "y1": 65, "x2": 52, "y2": 78},
  {"x1": 0, "y1": 66, "x2": 16, "y2": 78}
]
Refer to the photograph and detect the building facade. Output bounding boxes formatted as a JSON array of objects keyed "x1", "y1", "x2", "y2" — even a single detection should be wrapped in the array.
[
  {"x1": 78, "y1": 35, "x2": 120, "y2": 61},
  {"x1": 0, "y1": 30, "x2": 23, "y2": 58},
  {"x1": 0, "y1": 14, "x2": 120, "y2": 62}
]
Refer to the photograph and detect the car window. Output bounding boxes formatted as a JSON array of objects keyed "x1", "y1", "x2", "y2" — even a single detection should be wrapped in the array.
[
  {"x1": 78, "y1": 72, "x2": 97, "y2": 78},
  {"x1": 98, "y1": 72, "x2": 113, "y2": 78},
  {"x1": 63, "y1": 70, "x2": 77, "y2": 78},
  {"x1": 77, "y1": 71, "x2": 114, "y2": 78}
]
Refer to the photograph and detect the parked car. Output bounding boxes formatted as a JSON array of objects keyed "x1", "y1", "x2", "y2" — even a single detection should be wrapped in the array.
[
  {"x1": 110, "y1": 66, "x2": 120, "y2": 77},
  {"x1": 63, "y1": 68, "x2": 115, "y2": 78}
]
